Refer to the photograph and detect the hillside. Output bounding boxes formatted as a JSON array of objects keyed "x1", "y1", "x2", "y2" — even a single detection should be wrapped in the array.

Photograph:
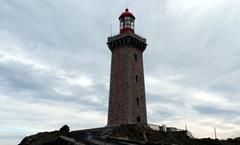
[{"x1": 19, "y1": 124, "x2": 240, "y2": 145}]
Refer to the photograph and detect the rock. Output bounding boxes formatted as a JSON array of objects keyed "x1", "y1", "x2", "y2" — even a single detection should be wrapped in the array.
[
  {"x1": 19, "y1": 125, "x2": 240, "y2": 145},
  {"x1": 45, "y1": 136, "x2": 84, "y2": 145},
  {"x1": 59, "y1": 125, "x2": 70, "y2": 132},
  {"x1": 18, "y1": 131, "x2": 84, "y2": 145}
]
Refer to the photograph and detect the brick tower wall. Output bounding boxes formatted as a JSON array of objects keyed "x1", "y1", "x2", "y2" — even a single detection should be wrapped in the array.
[{"x1": 107, "y1": 36, "x2": 147, "y2": 126}]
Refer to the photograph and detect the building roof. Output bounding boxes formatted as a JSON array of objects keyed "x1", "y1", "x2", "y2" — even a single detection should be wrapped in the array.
[{"x1": 119, "y1": 8, "x2": 135, "y2": 19}]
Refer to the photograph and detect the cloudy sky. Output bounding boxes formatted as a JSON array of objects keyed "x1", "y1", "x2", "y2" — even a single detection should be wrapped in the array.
[{"x1": 0, "y1": 0, "x2": 240, "y2": 144}]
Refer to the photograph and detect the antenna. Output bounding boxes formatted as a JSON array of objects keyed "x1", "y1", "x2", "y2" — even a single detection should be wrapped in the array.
[
  {"x1": 109, "y1": 7, "x2": 113, "y2": 37},
  {"x1": 214, "y1": 128, "x2": 217, "y2": 139},
  {"x1": 111, "y1": 23, "x2": 112, "y2": 36}
]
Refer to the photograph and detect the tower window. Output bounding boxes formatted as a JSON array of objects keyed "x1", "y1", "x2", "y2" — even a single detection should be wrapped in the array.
[
  {"x1": 134, "y1": 54, "x2": 137, "y2": 61},
  {"x1": 124, "y1": 17, "x2": 133, "y2": 29},
  {"x1": 136, "y1": 97, "x2": 139, "y2": 106},
  {"x1": 137, "y1": 116, "x2": 141, "y2": 123},
  {"x1": 120, "y1": 22, "x2": 124, "y2": 29},
  {"x1": 136, "y1": 75, "x2": 138, "y2": 83}
]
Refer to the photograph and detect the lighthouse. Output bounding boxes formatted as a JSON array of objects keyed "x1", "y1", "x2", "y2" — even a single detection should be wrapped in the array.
[{"x1": 107, "y1": 9, "x2": 147, "y2": 126}]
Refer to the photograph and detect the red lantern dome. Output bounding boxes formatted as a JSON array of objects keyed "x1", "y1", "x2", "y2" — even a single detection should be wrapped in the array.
[{"x1": 119, "y1": 8, "x2": 135, "y2": 34}]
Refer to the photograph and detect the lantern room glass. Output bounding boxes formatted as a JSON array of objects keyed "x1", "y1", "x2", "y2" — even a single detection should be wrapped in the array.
[{"x1": 120, "y1": 16, "x2": 134, "y2": 30}]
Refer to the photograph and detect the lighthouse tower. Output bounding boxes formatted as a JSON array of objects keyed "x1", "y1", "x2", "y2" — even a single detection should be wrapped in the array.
[{"x1": 107, "y1": 9, "x2": 147, "y2": 126}]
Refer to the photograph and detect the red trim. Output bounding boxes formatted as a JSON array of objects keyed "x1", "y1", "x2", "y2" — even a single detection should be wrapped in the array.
[
  {"x1": 119, "y1": 8, "x2": 135, "y2": 34},
  {"x1": 120, "y1": 28, "x2": 134, "y2": 34}
]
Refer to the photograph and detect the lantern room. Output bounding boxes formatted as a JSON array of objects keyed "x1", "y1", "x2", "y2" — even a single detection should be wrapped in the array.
[{"x1": 119, "y1": 8, "x2": 135, "y2": 34}]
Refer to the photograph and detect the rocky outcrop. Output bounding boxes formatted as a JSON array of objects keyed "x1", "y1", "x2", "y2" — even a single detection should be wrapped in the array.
[
  {"x1": 59, "y1": 125, "x2": 70, "y2": 133},
  {"x1": 18, "y1": 131, "x2": 84, "y2": 145},
  {"x1": 19, "y1": 125, "x2": 240, "y2": 145}
]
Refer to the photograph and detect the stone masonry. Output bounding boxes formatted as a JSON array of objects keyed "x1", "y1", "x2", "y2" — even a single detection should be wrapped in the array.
[{"x1": 107, "y1": 32, "x2": 147, "y2": 126}]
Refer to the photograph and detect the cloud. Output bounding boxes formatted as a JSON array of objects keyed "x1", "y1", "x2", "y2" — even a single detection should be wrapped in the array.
[
  {"x1": 0, "y1": 0, "x2": 240, "y2": 144},
  {"x1": 194, "y1": 105, "x2": 239, "y2": 116}
]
